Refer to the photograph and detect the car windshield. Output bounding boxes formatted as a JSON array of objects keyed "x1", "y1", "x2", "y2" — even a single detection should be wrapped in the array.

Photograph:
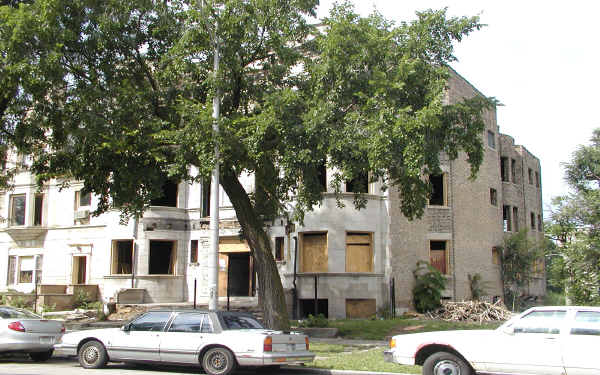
[
  {"x1": 0, "y1": 307, "x2": 40, "y2": 319},
  {"x1": 221, "y1": 314, "x2": 264, "y2": 330}
]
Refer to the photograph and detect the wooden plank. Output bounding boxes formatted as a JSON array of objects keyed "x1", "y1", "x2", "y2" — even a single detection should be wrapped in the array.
[
  {"x1": 346, "y1": 299, "x2": 376, "y2": 319},
  {"x1": 218, "y1": 254, "x2": 229, "y2": 297},
  {"x1": 301, "y1": 233, "x2": 327, "y2": 272},
  {"x1": 346, "y1": 244, "x2": 372, "y2": 272},
  {"x1": 430, "y1": 250, "x2": 446, "y2": 274},
  {"x1": 219, "y1": 237, "x2": 249, "y2": 253},
  {"x1": 346, "y1": 233, "x2": 371, "y2": 245}
]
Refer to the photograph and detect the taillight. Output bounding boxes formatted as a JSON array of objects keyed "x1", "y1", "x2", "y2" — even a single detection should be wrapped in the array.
[
  {"x1": 305, "y1": 336, "x2": 309, "y2": 351},
  {"x1": 8, "y1": 321, "x2": 25, "y2": 332},
  {"x1": 60, "y1": 325, "x2": 66, "y2": 333},
  {"x1": 263, "y1": 336, "x2": 272, "y2": 352},
  {"x1": 389, "y1": 338, "x2": 396, "y2": 349}
]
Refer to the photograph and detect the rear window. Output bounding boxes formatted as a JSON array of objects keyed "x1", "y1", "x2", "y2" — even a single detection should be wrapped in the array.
[
  {"x1": 0, "y1": 307, "x2": 40, "y2": 319},
  {"x1": 220, "y1": 314, "x2": 263, "y2": 330}
]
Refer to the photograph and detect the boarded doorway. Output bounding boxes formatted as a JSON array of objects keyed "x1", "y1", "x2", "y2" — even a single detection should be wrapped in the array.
[
  {"x1": 72, "y1": 256, "x2": 87, "y2": 284},
  {"x1": 218, "y1": 238, "x2": 254, "y2": 297}
]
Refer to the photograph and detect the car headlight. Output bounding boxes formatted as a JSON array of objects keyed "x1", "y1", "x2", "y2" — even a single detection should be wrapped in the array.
[{"x1": 389, "y1": 338, "x2": 396, "y2": 349}]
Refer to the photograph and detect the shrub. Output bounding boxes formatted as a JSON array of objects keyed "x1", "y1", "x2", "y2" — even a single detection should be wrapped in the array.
[
  {"x1": 299, "y1": 314, "x2": 329, "y2": 328},
  {"x1": 412, "y1": 261, "x2": 446, "y2": 313},
  {"x1": 73, "y1": 290, "x2": 93, "y2": 309},
  {"x1": 41, "y1": 303, "x2": 57, "y2": 313}
]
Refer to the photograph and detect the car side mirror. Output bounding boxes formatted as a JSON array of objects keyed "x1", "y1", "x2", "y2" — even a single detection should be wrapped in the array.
[{"x1": 121, "y1": 324, "x2": 131, "y2": 332}]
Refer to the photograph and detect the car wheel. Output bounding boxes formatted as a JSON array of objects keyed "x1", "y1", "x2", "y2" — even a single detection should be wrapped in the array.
[
  {"x1": 422, "y1": 351, "x2": 473, "y2": 375},
  {"x1": 78, "y1": 340, "x2": 108, "y2": 369},
  {"x1": 202, "y1": 347, "x2": 237, "y2": 375},
  {"x1": 29, "y1": 349, "x2": 53, "y2": 362}
]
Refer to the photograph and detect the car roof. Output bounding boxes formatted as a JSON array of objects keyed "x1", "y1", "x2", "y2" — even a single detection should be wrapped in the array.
[{"x1": 528, "y1": 306, "x2": 600, "y2": 311}]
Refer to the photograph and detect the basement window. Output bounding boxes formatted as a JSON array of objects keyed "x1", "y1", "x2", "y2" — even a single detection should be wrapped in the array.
[
  {"x1": 429, "y1": 174, "x2": 446, "y2": 206},
  {"x1": 275, "y1": 237, "x2": 284, "y2": 262},
  {"x1": 111, "y1": 240, "x2": 133, "y2": 274},
  {"x1": 151, "y1": 180, "x2": 178, "y2": 207},
  {"x1": 149, "y1": 240, "x2": 176, "y2": 275}
]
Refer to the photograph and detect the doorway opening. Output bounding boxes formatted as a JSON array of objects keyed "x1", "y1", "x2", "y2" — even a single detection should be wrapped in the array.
[{"x1": 72, "y1": 256, "x2": 87, "y2": 284}]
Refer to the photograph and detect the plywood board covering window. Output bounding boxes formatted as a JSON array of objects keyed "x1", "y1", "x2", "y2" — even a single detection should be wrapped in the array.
[
  {"x1": 218, "y1": 237, "x2": 249, "y2": 253},
  {"x1": 301, "y1": 232, "x2": 328, "y2": 272},
  {"x1": 346, "y1": 299, "x2": 376, "y2": 319},
  {"x1": 346, "y1": 232, "x2": 373, "y2": 272}
]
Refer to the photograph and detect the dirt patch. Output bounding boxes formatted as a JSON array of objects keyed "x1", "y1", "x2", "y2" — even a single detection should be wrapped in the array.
[{"x1": 107, "y1": 305, "x2": 147, "y2": 321}]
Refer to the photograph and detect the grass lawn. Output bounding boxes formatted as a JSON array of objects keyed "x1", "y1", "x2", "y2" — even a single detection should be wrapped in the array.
[
  {"x1": 308, "y1": 342, "x2": 420, "y2": 374},
  {"x1": 327, "y1": 317, "x2": 503, "y2": 340}
]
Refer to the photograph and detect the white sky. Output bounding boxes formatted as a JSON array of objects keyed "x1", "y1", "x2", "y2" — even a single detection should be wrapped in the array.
[{"x1": 315, "y1": 1, "x2": 600, "y2": 212}]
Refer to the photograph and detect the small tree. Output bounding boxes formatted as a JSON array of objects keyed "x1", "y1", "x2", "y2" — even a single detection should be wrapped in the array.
[
  {"x1": 499, "y1": 230, "x2": 542, "y2": 311},
  {"x1": 412, "y1": 261, "x2": 446, "y2": 313}
]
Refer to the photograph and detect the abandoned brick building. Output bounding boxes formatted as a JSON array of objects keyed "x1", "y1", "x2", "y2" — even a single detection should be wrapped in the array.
[{"x1": 0, "y1": 70, "x2": 544, "y2": 318}]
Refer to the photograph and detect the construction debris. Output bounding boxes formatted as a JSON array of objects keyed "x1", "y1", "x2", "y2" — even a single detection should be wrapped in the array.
[{"x1": 426, "y1": 300, "x2": 513, "y2": 323}]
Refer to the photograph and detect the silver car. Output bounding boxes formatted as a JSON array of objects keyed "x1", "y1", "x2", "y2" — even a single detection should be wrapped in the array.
[
  {"x1": 55, "y1": 309, "x2": 315, "y2": 375},
  {"x1": 0, "y1": 305, "x2": 65, "y2": 361}
]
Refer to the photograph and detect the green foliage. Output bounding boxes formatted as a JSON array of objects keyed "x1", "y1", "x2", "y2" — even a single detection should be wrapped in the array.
[
  {"x1": 299, "y1": 313, "x2": 329, "y2": 328},
  {"x1": 412, "y1": 261, "x2": 446, "y2": 313},
  {"x1": 499, "y1": 230, "x2": 543, "y2": 311},
  {"x1": 8, "y1": 296, "x2": 30, "y2": 309},
  {"x1": 546, "y1": 128, "x2": 600, "y2": 306},
  {"x1": 40, "y1": 303, "x2": 56, "y2": 313},
  {"x1": 72, "y1": 290, "x2": 94, "y2": 309},
  {"x1": 467, "y1": 273, "x2": 489, "y2": 301}
]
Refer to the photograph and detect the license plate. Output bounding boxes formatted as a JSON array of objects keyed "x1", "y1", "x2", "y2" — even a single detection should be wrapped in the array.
[
  {"x1": 40, "y1": 336, "x2": 54, "y2": 344},
  {"x1": 287, "y1": 344, "x2": 295, "y2": 351}
]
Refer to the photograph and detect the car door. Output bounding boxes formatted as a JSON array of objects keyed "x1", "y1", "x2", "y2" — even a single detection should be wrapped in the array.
[
  {"x1": 159, "y1": 312, "x2": 213, "y2": 364},
  {"x1": 483, "y1": 309, "x2": 566, "y2": 375},
  {"x1": 561, "y1": 310, "x2": 600, "y2": 375},
  {"x1": 107, "y1": 311, "x2": 172, "y2": 362}
]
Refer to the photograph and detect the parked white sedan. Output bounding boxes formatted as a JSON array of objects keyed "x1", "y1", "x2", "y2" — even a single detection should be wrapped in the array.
[
  {"x1": 384, "y1": 306, "x2": 600, "y2": 375},
  {"x1": 55, "y1": 309, "x2": 314, "y2": 375}
]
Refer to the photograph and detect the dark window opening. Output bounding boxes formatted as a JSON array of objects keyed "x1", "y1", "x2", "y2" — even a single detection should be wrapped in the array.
[
  {"x1": 490, "y1": 188, "x2": 497, "y2": 206},
  {"x1": 528, "y1": 168, "x2": 533, "y2": 185},
  {"x1": 151, "y1": 181, "x2": 178, "y2": 207},
  {"x1": 511, "y1": 159, "x2": 517, "y2": 183},
  {"x1": 299, "y1": 299, "x2": 328, "y2": 319},
  {"x1": 429, "y1": 174, "x2": 445, "y2": 206},
  {"x1": 149, "y1": 240, "x2": 176, "y2": 274},
  {"x1": 346, "y1": 171, "x2": 368, "y2": 193},
  {"x1": 112, "y1": 240, "x2": 133, "y2": 274},
  {"x1": 317, "y1": 162, "x2": 327, "y2": 192},
  {"x1": 275, "y1": 237, "x2": 284, "y2": 261},
  {"x1": 430, "y1": 241, "x2": 447, "y2": 274},
  {"x1": 503, "y1": 205, "x2": 512, "y2": 232},
  {"x1": 500, "y1": 157, "x2": 509, "y2": 182},
  {"x1": 10, "y1": 194, "x2": 26, "y2": 226},
  {"x1": 190, "y1": 240, "x2": 198, "y2": 263},
  {"x1": 34, "y1": 194, "x2": 43, "y2": 226},
  {"x1": 535, "y1": 171, "x2": 540, "y2": 188},
  {"x1": 530, "y1": 212, "x2": 536, "y2": 230},
  {"x1": 201, "y1": 178, "x2": 211, "y2": 217}
]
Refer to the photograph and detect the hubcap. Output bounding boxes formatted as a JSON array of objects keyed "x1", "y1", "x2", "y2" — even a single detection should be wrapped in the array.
[
  {"x1": 433, "y1": 359, "x2": 461, "y2": 375},
  {"x1": 83, "y1": 346, "x2": 99, "y2": 365},
  {"x1": 207, "y1": 351, "x2": 227, "y2": 373}
]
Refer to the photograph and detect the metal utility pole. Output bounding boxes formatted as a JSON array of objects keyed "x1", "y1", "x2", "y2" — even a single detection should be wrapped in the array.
[{"x1": 207, "y1": 1, "x2": 221, "y2": 311}]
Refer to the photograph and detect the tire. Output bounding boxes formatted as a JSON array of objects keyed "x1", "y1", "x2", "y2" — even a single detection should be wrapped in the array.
[
  {"x1": 29, "y1": 349, "x2": 53, "y2": 362},
  {"x1": 78, "y1": 340, "x2": 108, "y2": 369},
  {"x1": 422, "y1": 351, "x2": 473, "y2": 375},
  {"x1": 202, "y1": 347, "x2": 237, "y2": 375}
]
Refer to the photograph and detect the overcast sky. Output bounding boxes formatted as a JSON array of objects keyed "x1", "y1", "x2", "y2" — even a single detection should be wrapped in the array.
[{"x1": 315, "y1": 1, "x2": 600, "y2": 212}]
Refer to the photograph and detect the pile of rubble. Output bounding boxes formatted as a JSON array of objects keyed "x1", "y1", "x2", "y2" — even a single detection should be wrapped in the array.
[
  {"x1": 427, "y1": 300, "x2": 513, "y2": 322},
  {"x1": 106, "y1": 305, "x2": 147, "y2": 321}
]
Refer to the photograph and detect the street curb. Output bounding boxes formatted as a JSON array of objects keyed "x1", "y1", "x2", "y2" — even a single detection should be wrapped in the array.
[{"x1": 282, "y1": 366, "x2": 413, "y2": 375}]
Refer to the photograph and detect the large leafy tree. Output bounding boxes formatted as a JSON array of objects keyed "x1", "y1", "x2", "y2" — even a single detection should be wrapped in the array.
[
  {"x1": 546, "y1": 129, "x2": 600, "y2": 305},
  {"x1": 1, "y1": 0, "x2": 493, "y2": 328}
]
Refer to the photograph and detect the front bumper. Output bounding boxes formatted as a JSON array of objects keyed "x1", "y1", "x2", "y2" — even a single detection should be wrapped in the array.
[
  {"x1": 53, "y1": 343, "x2": 78, "y2": 357},
  {"x1": 237, "y1": 351, "x2": 315, "y2": 366},
  {"x1": 383, "y1": 350, "x2": 415, "y2": 365}
]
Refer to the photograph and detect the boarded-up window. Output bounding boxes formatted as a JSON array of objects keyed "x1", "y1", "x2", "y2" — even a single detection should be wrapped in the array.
[
  {"x1": 301, "y1": 233, "x2": 327, "y2": 272},
  {"x1": 149, "y1": 240, "x2": 176, "y2": 275},
  {"x1": 275, "y1": 237, "x2": 284, "y2": 261},
  {"x1": 190, "y1": 240, "x2": 198, "y2": 263},
  {"x1": 112, "y1": 240, "x2": 133, "y2": 274},
  {"x1": 345, "y1": 232, "x2": 373, "y2": 272},
  {"x1": 346, "y1": 299, "x2": 376, "y2": 319},
  {"x1": 430, "y1": 241, "x2": 447, "y2": 274},
  {"x1": 7, "y1": 256, "x2": 16, "y2": 285}
]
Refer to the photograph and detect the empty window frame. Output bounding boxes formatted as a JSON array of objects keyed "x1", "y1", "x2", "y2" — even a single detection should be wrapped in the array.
[
  {"x1": 500, "y1": 157, "x2": 509, "y2": 182},
  {"x1": 490, "y1": 188, "x2": 497, "y2": 206},
  {"x1": 150, "y1": 180, "x2": 178, "y2": 207},
  {"x1": 317, "y1": 162, "x2": 327, "y2": 192},
  {"x1": 487, "y1": 130, "x2": 496, "y2": 149},
  {"x1": 111, "y1": 240, "x2": 133, "y2": 274},
  {"x1": 34, "y1": 194, "x2": 43, "y2": 226},
  {"x1": 346, "y1": 232, "x2": 373, "y2": 273},
  {"x1": 513, "y1": 207, "x2": 519, "y2": 231},
  {"x1": 528, "y1": 168, "x2": 533, "y2": 185},
  {"x1": 429, "y1": 174, "x2": 446, "y2": 206},
  {"x1": 190, "y1": 240, "x2": 198, "y2": 263},
  {"x1": 430, "y1": 241, "x2": 447, "y2": 274},
  {"x1": 9, "y1": 194, "x2": 26, "y2": 226},
  {"x1": 275, "y1": 237, "x2": 284, "y2": 262},
  {"x1": 503, "y1": 205, "x2": 512, "y2": 232},
  {"x1": 537, "y1": 214, "x2": 542, "y2": 231},
  {"x1": 535, "y1": 171, "x2": 540, "y2": 188},
  {"x1": 346, "y1": 171, "x2": 368, "y2": 194},
  {"x1": 201, "y1": 178, "x2": 211, "y2": 217},
  {"x1": 511, "y1": 159, "x2": 517, "y2": 183},
  {"x1": 530, "y1": 212, "x2": 536, "y2": 230},
  {"x1": 300, "y1": 232, "x2": 327, "y2": 273},
  {"x1": 149, "y1": 240, "x2": 176, "y2": 275},
  {"x1": 75, "y1": 190, "x2": 91, "y2": 209},
  {"x1": 18, "y1": 256, "x2": 34, "y2": 283}
]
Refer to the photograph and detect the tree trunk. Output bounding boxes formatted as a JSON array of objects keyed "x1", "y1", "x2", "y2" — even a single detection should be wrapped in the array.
[{"x1": 220, "y1": 167, "x2": 290, "y2": 330}]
